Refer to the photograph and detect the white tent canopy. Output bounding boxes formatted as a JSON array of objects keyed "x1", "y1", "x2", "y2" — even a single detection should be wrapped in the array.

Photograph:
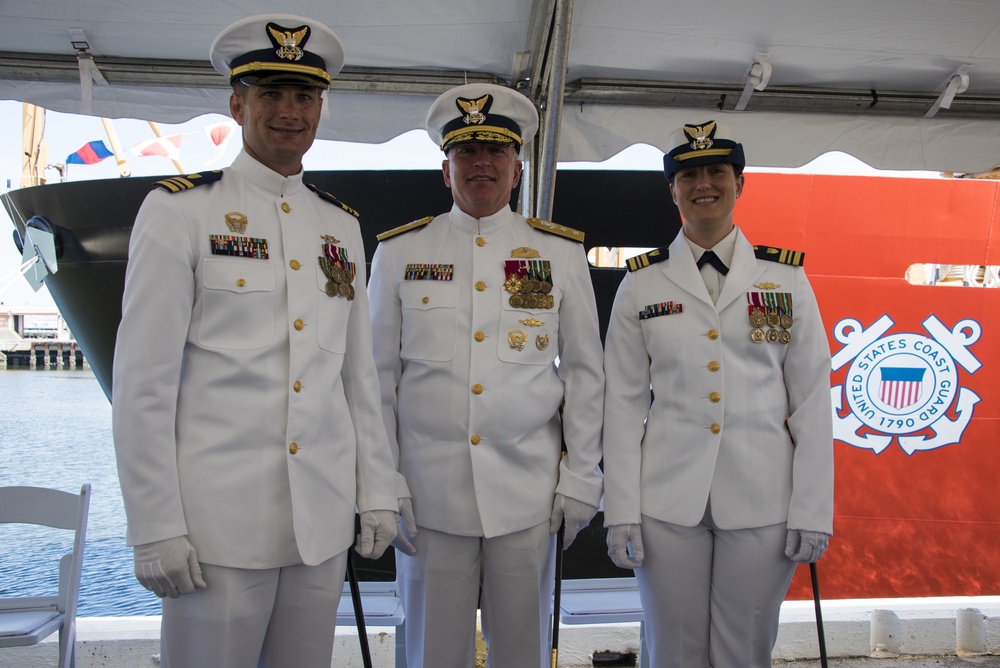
[{"x1": 2, "y1": 0, "x2": 999, "y2": 172}]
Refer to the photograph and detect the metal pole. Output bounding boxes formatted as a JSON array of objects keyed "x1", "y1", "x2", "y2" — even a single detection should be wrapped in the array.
[
  {"x1": 346, "y1": 551, "x2": 373, "y2": 668},
  {"x1": 810, "y1": 562, "x2": 829, "y2": 668},
  {"x1": 533, "y1": 0, "x2": 573, "y2": 221}
]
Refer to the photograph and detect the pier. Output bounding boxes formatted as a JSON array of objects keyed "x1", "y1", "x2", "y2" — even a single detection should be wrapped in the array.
[{"x1": 0, "y1": 306, "x2": 87, "y2": 369}]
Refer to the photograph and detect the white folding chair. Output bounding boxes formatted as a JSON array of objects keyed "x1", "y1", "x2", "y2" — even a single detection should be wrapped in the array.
[{"x1": 0, "y1": 484, "x2": 91, "y2": 668}]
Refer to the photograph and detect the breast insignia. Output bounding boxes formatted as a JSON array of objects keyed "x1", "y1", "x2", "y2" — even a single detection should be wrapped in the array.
[
  {"x1": 153, "y1": 170, "x2": 223, "y2": 193},
  {"x1": 753, "y1": 245, "x2": 805, "y2": 267},
  {"x1": 306, "y1": 183, "x2": 360, "y2": 218},
  {"x1": 527, "y1": 217, "x2": 585, "y2": 243},
  {"x1": 377, "y1": 216, "x2": 435, "y2": 242},
  {"x1": 626, "y1": 246, "x2": 669, "y2": 272}
]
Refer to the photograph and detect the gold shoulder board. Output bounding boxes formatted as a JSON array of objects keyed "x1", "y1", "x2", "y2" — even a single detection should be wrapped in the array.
[
  {"x1": 306, "y1": 183, "x2": 360, "y2": 218},
  {"x1": 626, "y1": 246, "x2": 669, "y2": 272},
  {"x1": 152, "y1": 170, "x2": 223, "y2": 193},
  {"x1": 527, "y1": 217, "x2": 585, "y2": 243},
  {"x1": 753, "y1": 245, "x2": 805, "y2": 267},
  {"x1": 376, "y1": 216, "x2": 434, "y2": 242}
]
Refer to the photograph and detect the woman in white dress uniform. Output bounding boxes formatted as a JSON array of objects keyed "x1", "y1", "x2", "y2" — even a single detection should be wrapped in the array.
[{"x1": 602, "y1": 120, "x2": 834, "y2": 668}]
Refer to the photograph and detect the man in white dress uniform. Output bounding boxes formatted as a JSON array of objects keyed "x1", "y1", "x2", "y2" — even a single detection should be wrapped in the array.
[
  {"x1": 602, "y1": 120, "x2": 834, "y2": 667},
  {"x1": 368, "y1": 83, "x2": 605, "y2": 667},
  {"x1": 111, "y1": 14, "x2": 397, "y2": 668}
]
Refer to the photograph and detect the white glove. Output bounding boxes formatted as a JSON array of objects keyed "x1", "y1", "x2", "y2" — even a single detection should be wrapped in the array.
[
  {"x1": 785, "y1": 529, "x2": 830, "y2": 563},
  {"x1": 549, "y1": 493, "x2": 598, "y2": 550},
  {"x1": 356, "y1": 510, "x2": 398, "y2": 560},
  {"x1": 133, "y1": 536, "x2": 207, "y2": 599},
  {"x1": 606, "y1": 524, "x2": 644, "y2": 569},
  {"x1": 392, "y1": 497, "x2": 418, "y2": 556}
]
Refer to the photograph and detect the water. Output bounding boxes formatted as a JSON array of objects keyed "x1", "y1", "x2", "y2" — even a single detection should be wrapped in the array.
[{"x1": 0, "y1": 368, "x2": 159, "y2": 616}]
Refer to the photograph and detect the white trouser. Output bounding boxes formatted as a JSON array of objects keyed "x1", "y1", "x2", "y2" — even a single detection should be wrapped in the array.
[
  {"x1": 636, "y1": 510, "x2": 796, "y2": 668},
  {"x1": 397, "y1": 521, "x2": 555, "y2": 668},
  {"x1": 160, "y1": 551, "x2": 348, "y2": 668}
]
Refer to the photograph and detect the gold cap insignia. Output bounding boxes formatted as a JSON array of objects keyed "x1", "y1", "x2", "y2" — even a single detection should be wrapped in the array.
[
  {"x1": 225, "y1": 212, "x2": 248, "y2": 234},
  {"x1": 456, "y1": 94, "x2": 491, "y2": 125},
  {"x1": 685, "y1": 121, "x2": 717, "y2": 150},
  {"x1": 267, "y1": 24, "x2": 309, "y2": 62}
]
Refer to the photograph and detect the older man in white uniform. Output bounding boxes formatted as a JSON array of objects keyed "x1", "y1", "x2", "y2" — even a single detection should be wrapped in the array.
[
  {"x1": 111, "y1": 14, "x2": 397, "y2": 668},
  {"x1": 603, "y1": 121, "x2": 834, "y2": 667},
  {"x1": 369, "y1": 83, "x2": 605, "y2": 667}
]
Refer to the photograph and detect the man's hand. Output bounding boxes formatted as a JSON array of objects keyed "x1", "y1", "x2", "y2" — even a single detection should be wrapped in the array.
[
  {"x1": 356, "y1": 510, "x2": 398, "y2": 560},
  {"x1": 133, "y1": 536, "x2": 207, "y2": 598},
  {"x1": 392, "y1": 497, "x2": 418, "y2": 555},
  {"x1": 784, "y1": 529, "x2": 830, "y2": 563},
  {"x1": 549, "y1": 493, "x2": 598, "y2": 549},
  {"x1": 606, "y1": 524, "x2": 644, "y2": 569}
]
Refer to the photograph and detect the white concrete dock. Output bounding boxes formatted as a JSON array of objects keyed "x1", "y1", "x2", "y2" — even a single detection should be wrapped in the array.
[{"x1": 2, "y1": 597, "x2": 1000, "y2": 667}]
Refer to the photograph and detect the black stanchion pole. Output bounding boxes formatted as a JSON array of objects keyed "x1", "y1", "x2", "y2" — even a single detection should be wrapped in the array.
[
  {"x1": 810, "y1": 562, "x2": 829, "y2": 668},
  {"x1": 347, "y1": 551, "x2": 373, "y2": 668},
  {"x1": 551, "y1": 523, "x2": 565, "y2": 668}
]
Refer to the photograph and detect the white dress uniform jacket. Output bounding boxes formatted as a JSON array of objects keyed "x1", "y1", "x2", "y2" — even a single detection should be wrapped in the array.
[
  {"x1": 112, "y1": 150, "x2": 397, "y2": 568},
  {"x1": 603, "y1": 227, "x2": 833, "y2": 534},
  {"x1": 369, "y1": 204, "x2": 604, "y2": 538}
]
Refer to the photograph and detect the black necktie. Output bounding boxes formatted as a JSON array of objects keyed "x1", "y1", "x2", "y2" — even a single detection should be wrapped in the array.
[{"x1": 697, "y1": 250, "x2": 729, "y2": 275}]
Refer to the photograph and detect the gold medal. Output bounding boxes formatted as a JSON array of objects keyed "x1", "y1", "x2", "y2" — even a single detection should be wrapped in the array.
[
  {"x1": 749, "y1": 309, "x2": 766, "y2": 328},
  {"x1": 780, "y1": 314, "x2": 794, "y2": 329},
  {"x1": 546, "y1": 296, "x2": 555, "y2": 309},
  {"x1": 347, "y1": 285, "x2": 356, "y2": 301},
  {"x1": 338, "y1": 282, "x2": 352, "y2": 298},
  {"x1": 767, "y1": 311, "x2": 781, "y2": 328},
  {"x1": 325, "y1": 280, "x2": 338, "y2": 297},
  {"x1": 750, "y1": 328, "x2": 765, "y2": 343},
  {"x1": 539, "y1": 281, "x2": 552, "y2": 294},
  {"x1": 766, "y1": 328, "x2": 780, "y2": 343},
  {"x1": 509, "y1": 294, "x2": 524, "y2": 308},
  {"x1": 778, "y1": 330, "x2": 791, "y2": 344}
]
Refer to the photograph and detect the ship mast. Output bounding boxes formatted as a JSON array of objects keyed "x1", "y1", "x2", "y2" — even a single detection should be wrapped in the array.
[{"x1": 21, "y1": 103, "x2": 48, "y2": 187}]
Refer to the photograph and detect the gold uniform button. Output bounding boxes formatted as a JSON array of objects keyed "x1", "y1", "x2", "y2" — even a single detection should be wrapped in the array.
[
  {"x1": 709, "y1": 391, "x2": 721, "y2": 403},
  {"x1": 289, "y1": 259, "x2": 301, "y2": 270},
  {"x1": 708, "y1": 360, "x2": 720, "y2": 372},
  {"x1": 475, "y1": 281, "x2": 487, "y2": 292},
  {"x1": 281, "y1": 202, "x2": 291, "y2": 213},
  {"x1": 472, "y1": 384, "x2": 484, "y2": 395},
  {"x1": 476, "y1": 237, "x2": 485, "y2": 247},
  {"x1": 707, "y1": 329, "x2": 719, "y2": 340},
  {"x1": 236, "y1": 278, "x2": 246, "y2": 287},
  {"x1": 470, "y1": 434, "x2": 481, "y2": 446},
  {"x1": 422, "y1": 297, "x2": 430, "y2": 304},
  {"x1": 293, "y1": 381, "x2": 302, "y2": 393},
  {"x1": 294, "y1": 319, "x2": 305, "y2": 331},
  {"x1": 474, "y1": 331, "x2": 486, "y2": 342},
  {"x1": 289, "y1": 442, "x2": 299, "y2": 454},
  {"x1": 710, "y1": 423, "x2": 721, "y2": 435}
]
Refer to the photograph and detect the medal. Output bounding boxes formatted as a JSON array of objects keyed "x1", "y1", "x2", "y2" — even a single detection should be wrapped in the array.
[
  {"x1": 766, "y1": 328, "x2": 780, "y2": 343},
  {"x1": 780, "y1": 313, "x2": 794, "y2": 329},
  {"x1": 749, "y1": 309, "x2": 766, "y2": 328},
  {"x1": 750, "y1": 328, "x2": 765, "y2": 343},
  {"x1": 778, "y1": 330, "x2": 791, "y2": 344}
]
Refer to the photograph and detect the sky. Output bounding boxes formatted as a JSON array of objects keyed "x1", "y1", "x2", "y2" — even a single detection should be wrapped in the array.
[{"x1": 0, "y1": 98, "x2": 942, "y2": 310}]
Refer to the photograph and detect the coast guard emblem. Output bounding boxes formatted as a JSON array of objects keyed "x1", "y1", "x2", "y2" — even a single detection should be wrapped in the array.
[
  {"x1": 830, "y1": 315, "x2": 982, "y2": 455},
  {"x1": 457, "y1": 94, "x2": 491, "y2": 125},
  {"x1": 267, "y1": 23, "x2": 308, "y2": 61}
]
